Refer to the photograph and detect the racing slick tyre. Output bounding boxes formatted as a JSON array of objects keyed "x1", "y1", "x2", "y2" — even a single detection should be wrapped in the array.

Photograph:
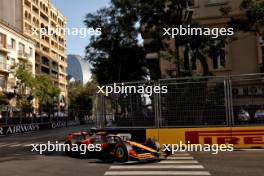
[
  {"x1": 114, "y1": 144, "x2": 128, "y2": 163},
  {"x1": 65, "y1": 140, "x2": 82, "y2": 157},
  {"x1": 65, "y1": 141, "x2": 74, "y2": 156}
]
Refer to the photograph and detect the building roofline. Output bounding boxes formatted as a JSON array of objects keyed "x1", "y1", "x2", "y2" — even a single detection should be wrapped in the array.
[{"x1": 48, "y1": 0, "x2": 67, "y2": 20}]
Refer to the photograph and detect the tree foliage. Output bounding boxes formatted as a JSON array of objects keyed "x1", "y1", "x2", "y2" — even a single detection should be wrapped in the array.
[
  {"x1": 68, "y1": 78, "x2": 98, "y2": 115},
  {"x1": 221, "y1": 0, "x2": 264, "y2": 71},
  {"x1": 11, "y1": 61, "x2": 35, "y2": 109},
  {"x1": 34, "y1": 74, "x2": 60, "y2": 106},
  {"x1": 85, "y1": 0, "x2": 230, "y2": 80},
  {"x1": 221, "y1": 0, "x2": 264, "y2": 34},
  {"x1": 12, "y1": 61, "x2": 60, "y2": 110},
  {"x1": 84, "y1": 4, "x2": 147, "y2": 85},
  {"x1": 0, "y1": 93, "x2": 9, "y2": 105},
  {"x1": 130, "y1": 0, "x2": 229, "y2": 77}
]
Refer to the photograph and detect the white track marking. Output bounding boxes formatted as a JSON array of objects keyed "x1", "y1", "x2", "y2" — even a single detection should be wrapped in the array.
[
  {"x1": 166, "y1": 156, "x2": 194, "y2": 160},
  {"x1": 159, "y1": 160, "x2": 199, "y2": 164},
  {"x1": 104, "y1": 171, "x2": 211, "y2": 175},
  {"x1": 0, "y1": 143, "x2": 18, "y2": 148},
  {"x1": 110, "y1": 165, "x2": 204, "y2": 169}
]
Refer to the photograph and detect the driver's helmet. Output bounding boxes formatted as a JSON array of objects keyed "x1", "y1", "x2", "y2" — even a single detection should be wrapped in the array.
[{"x1": 146, "y1": 138, "x2": 160, "y2": 151}]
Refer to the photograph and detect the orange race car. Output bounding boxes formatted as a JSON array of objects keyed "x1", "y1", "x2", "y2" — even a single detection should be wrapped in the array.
[{"x1": 65, "y1": 131, "x2": 166, "y2": 163}]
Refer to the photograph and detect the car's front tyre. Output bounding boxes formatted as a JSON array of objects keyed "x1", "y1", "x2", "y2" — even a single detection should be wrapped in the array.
[{"x1": 114, "y1": 144, "x2": 128, "y2": 163}]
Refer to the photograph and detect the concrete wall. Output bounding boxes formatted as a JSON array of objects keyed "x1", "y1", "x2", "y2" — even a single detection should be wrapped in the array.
[{"x1": 0, "y1": 0, "x2": 23, "y2": 30}]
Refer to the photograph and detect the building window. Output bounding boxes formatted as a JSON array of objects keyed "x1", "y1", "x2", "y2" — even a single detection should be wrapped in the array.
[
  {"x1": 183, "y1": 46, "x2": 190, "y2": 71},
  {"x1": 24, "y1": 0, "x2": 31, "y2": 8},
  {"x1": 0, "y1": 76, "x2": 6, "y2": 90},
  {"x1": 59, "y1": 65, "x2": 64, "y2": 72},
  {"x1": 207, "y1": 0, "x2": 227, "y2": 5},
  {"x1": 10, "y1": 58, "x2": 15, "y2": 67},
  {"x1": 0, "y1": 53, "x2": 5, "y2": 62},
  {"x1": 29, "y1": 47, "x2": 33, "y2": 57},
  {"x1": 33, "y1": 0, "x2": 38, "y2": 5},
  {"x1": 0, "y1": 53, "x2": 6, "y2": 70},
  {"x1": 211, "y1": 40, "x2": 226, "y2": 69},
  {"x1": 261, "y1": 46, "x2": 264, "y2": 73},
  {"x1": 182, "y1": 46, "x2": 197, "y2": 71},
  {"x1": 0, "y1": 33, "x2": 6, "y2": 48},
  {"x1": 11, "y1": 38, "x2": 16, "y2": 49},
  {"x1": 213, "y1": 50, "x2": 225, "y2": 69},
  {"x1": 60, "y1": 95, "x2": 65, "y2": 103},
  {"x1": 18, "y1": 43, "x2": 25, "y2": 53},
  {"x1": 260, "y1": 36, "x2": 264, "y2": 72},
  {"x1": 212, "y1": 50, "x2": 225, "y2": 69},
  {"x1": 189, "y1": 0, "x2": 198, "y2": 7}
]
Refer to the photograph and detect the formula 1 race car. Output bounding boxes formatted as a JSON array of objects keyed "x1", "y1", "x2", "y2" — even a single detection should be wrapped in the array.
[{"x1": 64, "y1": 131, "x2": 165, "y2": 163}]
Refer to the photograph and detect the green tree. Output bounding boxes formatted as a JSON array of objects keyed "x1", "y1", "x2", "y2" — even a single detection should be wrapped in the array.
[
  {"x1": 0, "y1": 93, "x2": 9, "y2": 105},
  {"x1": 11, "y1": 61, "x2": 60, "y2": 113},
  {"x1": 221, "y1": 0, "x2": 264, "y2": 70},
  {"x1": 221, "y1": 0, "x2": 264, "y2": 34},
  {"x1": 68, "y1": 78, "x2": 98, "y2": 115},
  {"x1": 11, "y1": 61, "x2": 35, "y2": 112},
  {"x1": 112, "y1": 0, "x2": 228, "y2": 77},
  {"x1": 34, "y1": 74, "x2": 60, "y2": 112},
  {"x1": 84, "y1": 5, "x2": 148, "y2": 85}
]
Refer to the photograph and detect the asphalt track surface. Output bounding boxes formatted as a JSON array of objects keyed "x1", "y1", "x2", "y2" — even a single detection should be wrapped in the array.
[{"x1": 0, "y1": 125, "x2": 263, "y2": 176}]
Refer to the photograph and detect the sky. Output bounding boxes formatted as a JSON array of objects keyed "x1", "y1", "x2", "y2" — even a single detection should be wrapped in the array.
[{"x1": 51, "y1": 0, "x2": 110, "y2": 57}]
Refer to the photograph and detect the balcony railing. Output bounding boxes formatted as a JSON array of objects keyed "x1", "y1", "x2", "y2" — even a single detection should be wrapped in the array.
[
  {"x1": 52, "y1": 74, "x2": 59, "y2": 79},
  {"x1": 0, "y1": 61, "x2": 9, "y2": 72},
  {"x1": 0, "y1": 43, "x2": 9, "y2": 53},
  {"x1": 18, "y1": 50, "x2": 31, "y2": 61},
  {"x1": 52, "y1": 66, "x2": 58, "y2": 71},
  {"x1": 51, "y1": 52, "x2": 59, "y2": 60},
  {"x1": 7, "y1": 44, "x2": 14, "y2": 50},
  {"x1": 0, "y1": 42, "x2": 6, "y2": 48},
  {"x1": 41, "y1": 60, "x2": 49, "y2": 66}
]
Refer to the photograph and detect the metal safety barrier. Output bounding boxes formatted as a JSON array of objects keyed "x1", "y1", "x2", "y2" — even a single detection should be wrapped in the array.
[
  {"x1": 96, "y1": 74, "x2": 264, "y2": 128},
  {"x1": 0, "y1": 108, "x2": 94, "y2": 126}
]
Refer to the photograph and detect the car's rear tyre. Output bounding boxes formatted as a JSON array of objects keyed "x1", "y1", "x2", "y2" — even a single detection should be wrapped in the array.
[
  {"x1": 65, "y1": 141, "x2": 74, "y2": 156},
  {"x1": 114, "y1": 145, "x2": 128, "y2": 163},
  {"x1": 65, "y1": 140, "x2": 82, "y2": 157}
]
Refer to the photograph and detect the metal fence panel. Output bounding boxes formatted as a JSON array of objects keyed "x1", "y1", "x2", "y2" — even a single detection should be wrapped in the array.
[
  {"x1": 96, "y1": 81, "x2": 157, "y2": 128},
  {"x1": 92, "y1": 74, "x2": 264, "y2": 128},
  {"x1": 0, "y1": 107, "x2": 93, "y2": 126},
  {"x1": 158, "y1": 77, "x2": 228, "y2": 127},
  {"x1": 230, "y1": 74, "x2": 264, "y2": 126}
]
